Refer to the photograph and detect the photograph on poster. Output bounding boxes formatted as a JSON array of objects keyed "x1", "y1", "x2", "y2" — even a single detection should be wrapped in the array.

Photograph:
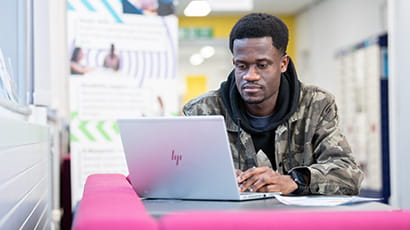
[
  {"x1": 122, "y1": 0, "x2": 175, "y2": 16},
  {"x1": 70, "y1": 47, "x2": 94, "y2": 75},
  {"x1": 103, "y1": 44, "x2": 121, "y2": 71}
]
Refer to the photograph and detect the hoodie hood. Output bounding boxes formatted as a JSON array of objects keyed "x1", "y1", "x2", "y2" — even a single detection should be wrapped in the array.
[{"x1": 220, "y1": 57, "x2": 300, "y2": 134}]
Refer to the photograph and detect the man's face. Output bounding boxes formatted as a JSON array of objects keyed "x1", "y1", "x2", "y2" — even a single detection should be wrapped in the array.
[{"x1": 232, "y1": 37, "x2": 288, "y2": 112}]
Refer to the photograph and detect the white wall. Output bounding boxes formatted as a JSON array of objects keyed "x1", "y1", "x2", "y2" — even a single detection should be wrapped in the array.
[
  {"x1": 0, "y1": 1, "x2": 70, "y2": 228},
  {"x1": 0, "y1": 107, "x2": 51, "y2": 229},
  {"x1": 296, "y1": 0, "x2": 387, "y2": 95},
  {"x1": 388, "y1": 0, "x2": 410, "y2": 209}
]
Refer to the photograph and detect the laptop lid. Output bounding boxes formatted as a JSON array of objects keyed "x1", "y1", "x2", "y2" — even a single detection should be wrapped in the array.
[{"x1": 118, "y1": 115, "x2": 276, "y2": 201}]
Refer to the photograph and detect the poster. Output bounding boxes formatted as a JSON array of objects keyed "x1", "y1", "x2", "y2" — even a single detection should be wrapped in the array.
[
  {"x1": 67, "y1": 0, "x2": 178, "y2": 206},
  {"x1": 335, "y1": 42, "x2": 382, "y2": 191}
]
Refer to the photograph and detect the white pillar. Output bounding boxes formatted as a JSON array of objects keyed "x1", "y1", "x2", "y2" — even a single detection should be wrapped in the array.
[
  {"x1": 33, "y1": 0, "x2": 69, "y2": 117},
  {"x1": 388, "y1": 0, "x2": 410, "y2": 208}
]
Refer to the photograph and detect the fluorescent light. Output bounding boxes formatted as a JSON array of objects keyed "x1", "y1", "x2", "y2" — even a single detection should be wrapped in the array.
[
  {"x1": 200, "y1": 46, "x2": 215, "y2": 58},
  {"x1": 209, "y1": 0, "x2": 253, "y2": 11},
  {"x1": 190, "y1": 54, "x2": 204, "y2": 66},
  {"x1": 184, "y1": 0, "x2": 211, "y2": 17}
]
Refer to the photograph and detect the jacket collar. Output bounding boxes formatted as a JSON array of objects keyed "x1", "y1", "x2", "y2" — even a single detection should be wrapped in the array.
[{"x1": 224, "y1": 82, "x2": 306, "y2": 133}]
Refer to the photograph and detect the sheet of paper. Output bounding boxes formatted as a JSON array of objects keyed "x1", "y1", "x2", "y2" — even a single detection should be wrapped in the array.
[
  {"x1": 0, "y1": 49, "x2": 17, "y2": 102},
  {"x1": 0, "y1": 49, "x2": 9, "y2": 100},
  {"x1": 274, "y1": 194, "x2": 381, "y2": 206}
]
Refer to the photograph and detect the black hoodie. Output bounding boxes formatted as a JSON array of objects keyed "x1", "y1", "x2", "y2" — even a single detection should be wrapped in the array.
[{"x1": 219, "y1": 57, "x2": 300, "y2": 168}]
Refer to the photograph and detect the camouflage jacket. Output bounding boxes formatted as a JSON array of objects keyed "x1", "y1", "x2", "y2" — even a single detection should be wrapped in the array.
[{"x1": 183, "y1": 83, "x2": 364, "y2": 195}]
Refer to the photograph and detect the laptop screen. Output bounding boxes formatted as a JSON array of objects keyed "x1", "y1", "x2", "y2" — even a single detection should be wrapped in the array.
[{"x1": 118, "y1": 116, "x2": 243, "y2": 200}]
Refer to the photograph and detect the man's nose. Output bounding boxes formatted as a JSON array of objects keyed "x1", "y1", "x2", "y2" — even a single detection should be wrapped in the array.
[{"x1": 243, "y1": 65, "x2": 260, "y2": 81}]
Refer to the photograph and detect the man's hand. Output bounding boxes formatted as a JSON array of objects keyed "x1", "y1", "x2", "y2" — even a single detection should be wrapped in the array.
[
  {"x1": 237, "y1": 167, "x2": 298, "y2": 195},
  {"x1": 235, "y1": 169, "x2": 243, "y2": 177}
]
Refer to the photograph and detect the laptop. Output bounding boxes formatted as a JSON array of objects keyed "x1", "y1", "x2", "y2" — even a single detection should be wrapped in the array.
[{"x1": 118, "y1": 115, "x2": 279, "y2": 201}]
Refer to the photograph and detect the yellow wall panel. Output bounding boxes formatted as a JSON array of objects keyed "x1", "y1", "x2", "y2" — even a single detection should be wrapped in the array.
[{"x1": 183, "y1": 75, "x2": 208, "y2": 104}]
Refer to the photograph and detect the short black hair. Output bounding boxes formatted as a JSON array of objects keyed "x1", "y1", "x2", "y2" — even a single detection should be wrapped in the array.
[{"x1": 229, "y1": 13, "x2": 289, "y2": 55}]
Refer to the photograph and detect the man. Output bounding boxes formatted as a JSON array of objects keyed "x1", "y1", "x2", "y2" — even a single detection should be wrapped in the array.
[
  {"x1": 103, "y1": 44, "x2": 120, "y2": 71},
  {"x1": 183, "y1": 13, "x2": 363, "y2": 195}
]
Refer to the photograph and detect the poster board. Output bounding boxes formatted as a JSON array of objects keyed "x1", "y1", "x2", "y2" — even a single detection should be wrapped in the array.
[
  {"x1": 68, "y1": 0, "x2": 178, "y2": 206},
  {"x1": 335, "y1": 36, "x2": 387, "y2": 196}
]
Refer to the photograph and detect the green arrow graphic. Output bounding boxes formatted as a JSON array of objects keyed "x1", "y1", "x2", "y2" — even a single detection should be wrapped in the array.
[
  {"x1": 70, "y1": 111, "x2": 79, "y2": 141},
  {"x1": 113, "y1": 121, "x2": 119, "y2": 134},
  {"x1": 71, "y1": 111, "x2": 79, "y2": 119},
  {"x1": 70, "y1": 133, "x2": 79, "y2": 142},
  {"x1": 97, "y1": 121, "x2": 111, "y2": 141},
  {"x1": 79, "y1": 121, "x2": 96, "y2": 142}
]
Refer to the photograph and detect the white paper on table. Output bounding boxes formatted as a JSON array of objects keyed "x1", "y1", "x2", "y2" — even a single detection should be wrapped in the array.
[{"x1": 274, "y1": 195, "x2": 381, "y2": 206}]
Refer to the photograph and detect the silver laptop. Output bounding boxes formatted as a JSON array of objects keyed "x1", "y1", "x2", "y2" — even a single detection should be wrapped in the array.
[{"x1": 118, "y1": 115, "x2": 278, "y2": 201}]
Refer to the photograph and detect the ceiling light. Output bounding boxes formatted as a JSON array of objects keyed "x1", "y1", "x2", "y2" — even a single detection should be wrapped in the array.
[
  {"x1": 200, "y1": 46, "x2": 215, "y2": 58},
  {"x1": 190, "y1": 54, "x2": 204, "y2": 66},
  {"x1": 209, "y1": 0, "x2": 253, "y2": 11},
  {"x1": 184, "y1": 0, "x2": 211, "y2": 17},
  {"x1": 208, "y1": 0, "x2": 253, "y2": 11}
]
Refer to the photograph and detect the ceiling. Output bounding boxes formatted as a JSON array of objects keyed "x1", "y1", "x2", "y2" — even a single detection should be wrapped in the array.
[{"x1": 174, "y1": 0, "x2": 323, "y2": 16}]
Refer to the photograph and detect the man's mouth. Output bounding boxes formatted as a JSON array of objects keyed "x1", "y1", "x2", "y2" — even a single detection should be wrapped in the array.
[{"x1": 242, "y1": 84, "x2": 262, "y2": 93}]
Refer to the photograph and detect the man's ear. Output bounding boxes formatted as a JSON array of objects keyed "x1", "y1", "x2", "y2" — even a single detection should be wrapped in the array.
[{"x1": 280, "y1": 55, "x2": 289, "y2": 73}]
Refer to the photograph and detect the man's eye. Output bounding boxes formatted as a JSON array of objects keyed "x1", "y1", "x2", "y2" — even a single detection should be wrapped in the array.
[
  {"x1": 258, "y1": 63, "x2": 268, "y2": 69},
  {"x1": 235, "y1": 64, "x2": 247, "y2": 70}
]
